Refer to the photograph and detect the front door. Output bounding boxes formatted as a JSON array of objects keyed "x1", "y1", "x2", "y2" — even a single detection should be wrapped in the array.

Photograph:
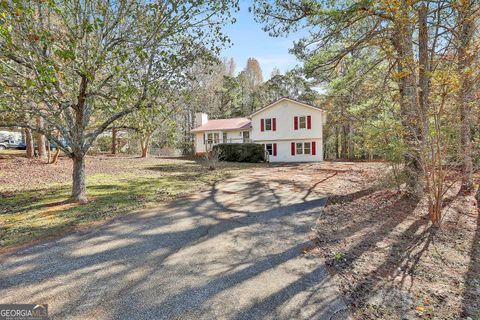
[{"x1": 242, "y1": 131, "x2": 249, "y2": 143}]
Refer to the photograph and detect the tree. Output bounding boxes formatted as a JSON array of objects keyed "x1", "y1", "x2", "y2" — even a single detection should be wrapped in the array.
[
  {"x1": 455, "y1": 0, "x2": 479, "y2": 192},
  {"x1": 0, "y1": 0, "x2": 238, "y2": 202},
  {"x1": 36, "y1": 116, "x2": 46, "y2": 159},
  {"x1": 251, "y1": 0, "x2": 431, "y2": 198},
  {"x1": 245, "y1": 57, "x2": 264, "y2": 87},
  {"x1": 125, "y1": 100, "x2": 177, "y2": 158},
  {"x1": 238, "y1": 58, "x2": 264, "y2": 113},
  {"x1": 253, "y1": 0, "x2": 480, "y2": 223},
  {"x1": 259, "y1": 71, "x2": 319, "y2": 106},
  {"x1": 270, "y1": 67, "x2": 281, "y2": 78},
  {"x1": 24, "y1": 128, "x2": 34, "y2": 158}
]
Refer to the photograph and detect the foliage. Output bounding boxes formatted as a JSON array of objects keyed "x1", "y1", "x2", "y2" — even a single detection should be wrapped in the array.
[
  {"x1": 213, "y1": 143, "x2": 266, "y2": 163},
  {"x1": 0, "y1": 0, "x2": 238, "y2": 201},
  {"x1": 252, "y1": 0, "x2": 480, "y2": 222},
  {"x1": 90, "y1": 135, "x2": 112, "y2": 153},
  {"x1": 259, "y1": 70, "x2": 320, "y2": 105}
]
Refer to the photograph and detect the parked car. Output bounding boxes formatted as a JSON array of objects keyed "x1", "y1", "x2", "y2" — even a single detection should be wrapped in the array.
[
  {"x1": 0, "y1": 139, "x2": 25, "y2": 150},
  {"x1": 47, "y1": 138, "x2": 68, "y2": 150}
]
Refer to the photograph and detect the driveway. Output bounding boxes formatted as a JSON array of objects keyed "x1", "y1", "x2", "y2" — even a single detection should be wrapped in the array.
[{"x1": 0, "y1": 164, "x2": 351, "y2": 319}]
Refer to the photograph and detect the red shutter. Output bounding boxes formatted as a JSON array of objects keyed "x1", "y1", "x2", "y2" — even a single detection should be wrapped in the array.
[
  {"x1": 273, "y1": 143, "x2": 277, "y2": 156},
  {"x1": 261, "y1": 119, "x2": 264, "y2": 132},
  {"x1": 294, "y1": 116, "x2": 298, "y2": 130},
  {"x1": 312, "y1": 141, "x2": 316, "y2": 155},
  {"x1": 272, "y1": 118, "x2": 276, "y2": 131},
  {"x1": 291, "y1": 142, "x2": 295, "y2": 155},
  {"x1": 307, "y1": 115, "x2": 311, "y2": 129}
]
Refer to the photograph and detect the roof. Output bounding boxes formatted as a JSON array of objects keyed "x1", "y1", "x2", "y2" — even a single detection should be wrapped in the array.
[
  {"x1": 250, "y1": 97, "x2": 324, "y2": 117},
  {"x1": 191, "y1": 118, "x2": 252, "y2": 132}
]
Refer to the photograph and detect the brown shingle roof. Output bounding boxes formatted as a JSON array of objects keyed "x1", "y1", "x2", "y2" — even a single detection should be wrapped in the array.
[{"x1": 191, "y1": 118, "x2": 252, "y2": 132}]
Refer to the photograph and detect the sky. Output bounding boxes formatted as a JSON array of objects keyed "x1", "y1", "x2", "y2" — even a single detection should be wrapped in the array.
[{"x1": 221, "y1": 0, "x2": 305, "y2": 80}]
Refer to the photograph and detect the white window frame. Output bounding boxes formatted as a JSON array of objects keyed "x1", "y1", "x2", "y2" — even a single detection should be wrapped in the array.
[
  {"x1": 304, "y1": 142, "x2": 311, "y2": 155},
  {"x1": 295, "y1": 142, "x2": 311, "y2": 155},
  {"x1": 265, "y1": 118, "x2": 272, "y2": 131},
  {"x1": 206, "y1": 132, "x2": 220, "y2": 144},
  {"x1": 298, "y1": 116, "x2": 307, "y2": 129},
  {"x1": 296, "y1": 142, "x2": 303, "y2": 155},
  {"x1": 265, "y1": 143, "x2": 273, "y2": 156}
]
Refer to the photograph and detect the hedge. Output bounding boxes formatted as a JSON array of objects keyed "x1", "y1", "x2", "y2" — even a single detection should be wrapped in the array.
[{"x1": 212, "y1": 143, "x2": 266, "y2": 163}]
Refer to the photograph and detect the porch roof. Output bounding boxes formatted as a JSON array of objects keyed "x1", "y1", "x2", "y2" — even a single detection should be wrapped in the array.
[{"x1": 191, "y1": 118, "x2": 252, "y2": 132}]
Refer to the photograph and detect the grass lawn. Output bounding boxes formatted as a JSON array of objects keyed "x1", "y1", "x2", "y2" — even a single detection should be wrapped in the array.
[{"x1": 0, "y1": 153, "x2": 267, "y2": 248}]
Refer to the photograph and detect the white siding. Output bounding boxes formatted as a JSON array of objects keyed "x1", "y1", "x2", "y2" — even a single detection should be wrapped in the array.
[
  {"x1": 194, "y1": 129, "x2": 251, "y2": 154},
  {"x1": 260, "y1": 140, "x2": 323, "y2": 162},
  {"x1": 194, "y1": 132, "x2": 206, "y2": 153},
  {"x1": 251, "y1": 99, "x2": 324, "y2": 162}
]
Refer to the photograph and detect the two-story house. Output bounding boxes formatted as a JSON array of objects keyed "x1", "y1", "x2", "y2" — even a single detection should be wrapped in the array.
[{"x1": 191, "y1": 97, "x2": 326, "y2": 162}]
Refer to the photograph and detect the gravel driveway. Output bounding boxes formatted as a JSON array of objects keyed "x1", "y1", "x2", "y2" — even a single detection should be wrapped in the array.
[{"x1": 0, "y1": 164, "x2": 350, "y2": 319}]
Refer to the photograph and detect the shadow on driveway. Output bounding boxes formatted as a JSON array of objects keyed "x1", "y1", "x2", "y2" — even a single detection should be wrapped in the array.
[{"x1": 0, "y1": 171, "x2": 350, "y2": 320}]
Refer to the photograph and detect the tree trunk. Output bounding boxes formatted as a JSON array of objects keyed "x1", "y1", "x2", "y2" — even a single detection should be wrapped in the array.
[
  {"x1": 335, "y1": 125, "x2": 340, "y2": 159},
  {"x1": 392, "y1": 0, "x2": 424, "y2": 198},
  {"x1": 46, "y1": 140, "x2": 51, "y2": 163},
  {"x1": 341, "y1": 123, "x2": 348, "y2": 159},
  {"x1": 51, "y1": 149, "x2": 60, "y2": 164},
  {"x1": 112, "y1": 128, "x2": 117, "y2": 155},
  {"x1": 50, "y1": 131, "x2": 60, "y2": 164},
  {"x1": 140, "y1": 133, "x2": 151, "y2": 158},
  {"x1": 24, "y1": 128, "x2": 34, "y2": 158},
  {"x1": 457, "y1": 0, "x2": 475, "y2": 192},
  {"x1": 348, "y1": 121, "x2": 354, "y2": 160},
  {"x1": 36, "y1": 116, "x2": 47, "y2": 159},
  {"x1": 72, "y1": 154, "x2": 87, "y2": 203},
  {"x1": 418, "y1": 4, "x2": 430, "y2": 139}
]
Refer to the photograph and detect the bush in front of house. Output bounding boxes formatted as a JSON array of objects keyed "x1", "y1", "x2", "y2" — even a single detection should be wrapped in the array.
[{"x1": 213, "y1": 143, "x2": 266, "y2": 163}]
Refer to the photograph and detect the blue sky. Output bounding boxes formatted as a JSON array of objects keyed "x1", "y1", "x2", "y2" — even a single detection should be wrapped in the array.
[{"x1": 221, "y1": 0, "x2": 305, "y2": 80}]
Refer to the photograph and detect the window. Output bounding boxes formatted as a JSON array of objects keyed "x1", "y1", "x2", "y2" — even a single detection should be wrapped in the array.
[
  {"x1": 265, "y1": 143, "x2": 273, "y2": 156},
  {"x1": 295, "y1": 115, "x2": 311, "y2": 130},
  {"x1": 304, "y1": 142, "x2": 311, "y2": 155},
  {"x1": 223, "y1": 132, "x2": 227, "y2": 143},
  {"x1": 296, "y1": 143, "x2": 303, "y2": 155},
  {"x1": 265, "y1": 118, "x2": 272, "y2": 130},
  {"x1": 206, "y1": 133, "x2": 220, "y2": 144},
  {"x1": 299, "y1": 116, "x2": 306, "y2": 129},
  {"x1": 261, "y1": 118, "x2": 276, "y2": 131},
  {"x1": 294, "y1": 142, "x2": 311, "y2": 155}
]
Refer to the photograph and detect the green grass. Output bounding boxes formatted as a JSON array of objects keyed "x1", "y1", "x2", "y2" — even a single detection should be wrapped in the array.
[
  {"x1": 0, "y1": 158, "x2": 266, "y2": 248},
  {"x1": 0, "y1": 149, "x2": 26, "y2": 158}
]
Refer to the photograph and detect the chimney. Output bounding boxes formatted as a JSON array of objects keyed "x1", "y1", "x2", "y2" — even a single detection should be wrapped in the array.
[{"x1": 195, "y1": 113, "x2": 208, "y2": 127}]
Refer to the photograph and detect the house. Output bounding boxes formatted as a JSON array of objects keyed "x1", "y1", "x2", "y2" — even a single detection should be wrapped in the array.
[
  {"x1": 0, "y1": 129, "x2": 23, "y2": 143},
  {"x1": 191, "y1": 97, "x2": 326, "y2": 162}
]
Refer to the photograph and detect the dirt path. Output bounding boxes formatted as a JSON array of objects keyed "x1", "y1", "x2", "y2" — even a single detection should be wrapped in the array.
[{"x1": 1, "y1": 163, "x2": 384, "y2": 319}]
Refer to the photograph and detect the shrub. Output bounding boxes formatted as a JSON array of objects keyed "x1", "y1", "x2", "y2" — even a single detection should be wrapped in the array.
[
  {"x1": 90, "y1": 135, "x2": 111, "y2": 153},
  {"x1": 213, "y1": 143, "x2": 266, "y2": 163},
  {"x1": 205, "y1": 148, "x2": 220, "y2": 170}
]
